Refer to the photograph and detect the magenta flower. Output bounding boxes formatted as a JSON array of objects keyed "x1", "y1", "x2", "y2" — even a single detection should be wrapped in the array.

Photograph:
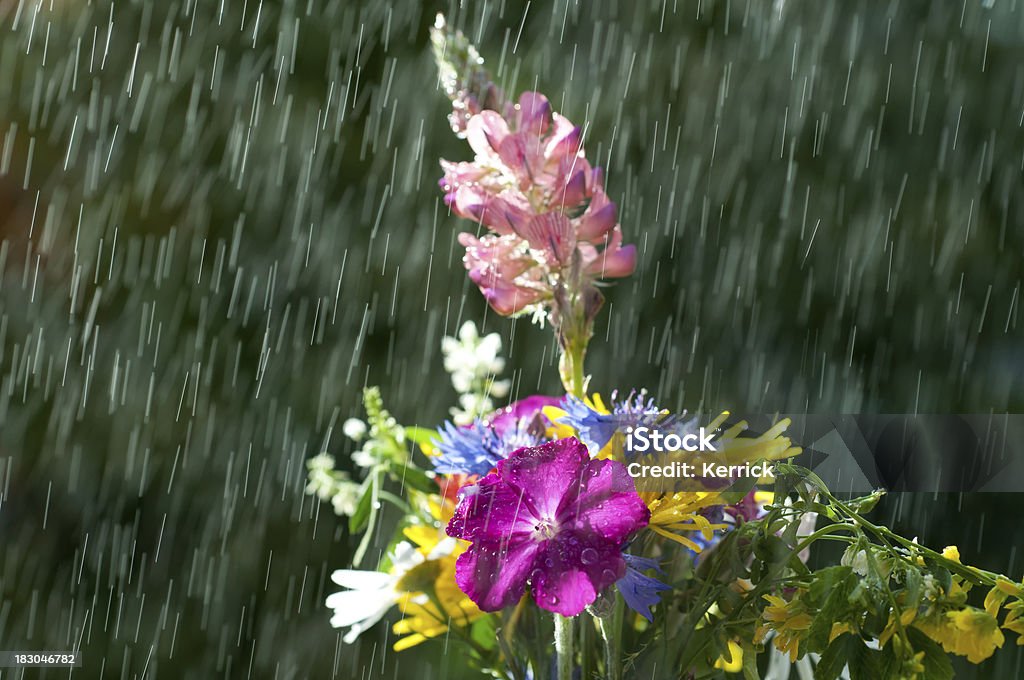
[
  {"x1": 487, "y1": 395, "x2": 563, "y2": 434},
  {"x1": 440, "y1": 91, "x2": 637, "y2": 317},
  {"x1": 446, "y1": 437, "x2": 649, "y2": 616}
]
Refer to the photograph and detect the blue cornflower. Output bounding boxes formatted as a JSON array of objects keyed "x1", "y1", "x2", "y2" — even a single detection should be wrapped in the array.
[
  {"x1": 559, "y1": 391, "x2": 678, "y2": 454},
  {"x1": 558, "y1": 396, "x2": 620, "y2": 453},
  {"x1": 616, "y1": 553, "x2": 672, "y2": 622},
  {"x1": 432, "y1": 418, "x2": 543, "y2": 476}
]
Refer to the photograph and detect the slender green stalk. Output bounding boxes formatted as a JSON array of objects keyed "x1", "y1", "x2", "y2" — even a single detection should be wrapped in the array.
[
  {"x1": 554, "y1": 614, "x2": 574, "y2": 680},
  {"x1": 599, "y1": 598, "x2": 624, "y2": 680},
  {"x1": 579, "y1": 614, "x2": 592, "y2": 680},
  {"x1": 558, "y1": 339, "x2": 587, "y2": 399}
]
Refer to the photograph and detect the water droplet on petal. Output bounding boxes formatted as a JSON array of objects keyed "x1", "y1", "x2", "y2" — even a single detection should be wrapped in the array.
[{"x1": 580, "y1": 548, "x2": 599, "y2": 564}]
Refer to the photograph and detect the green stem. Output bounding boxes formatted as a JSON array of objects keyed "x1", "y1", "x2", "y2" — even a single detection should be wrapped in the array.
[
  {"x1": 599, "y1": 598, "x2": 624, "y2": 680},
  {"x1": 826, "y1": 491, "x2": 1003, "y2": 586},
  {"x1": 554, "y1": 614, "x2": 574, "y2": 680},
  {"x1": 558, "y1": 339, "x2": 587, "y2": 399}
]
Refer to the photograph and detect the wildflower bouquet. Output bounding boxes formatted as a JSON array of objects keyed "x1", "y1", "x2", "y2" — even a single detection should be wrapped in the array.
[{"x1": 306, "y1": 16, "x2": 1024, "y2": 679}]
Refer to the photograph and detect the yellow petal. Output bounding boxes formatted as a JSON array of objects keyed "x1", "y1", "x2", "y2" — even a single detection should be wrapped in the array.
[{"x1": 713, "y1": 641, "x2": 743, "y2": 672}]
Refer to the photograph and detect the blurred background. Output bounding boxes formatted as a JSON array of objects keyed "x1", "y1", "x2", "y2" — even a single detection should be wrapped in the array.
[{"x1": 0, "y1": 0, "x2": 1022, "y2": 677}]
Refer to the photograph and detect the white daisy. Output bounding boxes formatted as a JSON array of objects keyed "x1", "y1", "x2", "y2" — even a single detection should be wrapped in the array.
[{"x1": 326, "y1": 542, "x2": 425, "y2": 643}]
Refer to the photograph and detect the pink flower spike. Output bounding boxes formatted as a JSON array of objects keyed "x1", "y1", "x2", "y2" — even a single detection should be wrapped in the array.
[
  {"x1": 585, "y1": 228, "x2": 637, "y2": 279},
  {"x1": 459, "y1": 233, "x2": 547, "y2": 315},
  {"x1": 519, "y1": 213, "x2": 576, "y2": 265},
  {"x1": 513, "y1": 92, "x2": 552, "y2": 135},
  {"x1": 466, "y1": 110, "x2": 510, "y2": 158},
  {"x1": 555, "y1": 169, "x2": 588, "y2": 210},
  {"x1": 575, "y1": 190, "x2": 617, "y2": 242},
  {"x1": 452, "y1": 187, "x2": 533, "y2": 235},
  {"x1": 545, "y1": 113, "x2": 583, "y2": 161}
]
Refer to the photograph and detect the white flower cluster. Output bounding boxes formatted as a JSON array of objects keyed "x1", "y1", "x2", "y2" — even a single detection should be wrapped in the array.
[
  {"x1": 441, "y1": 321, "x2": 510, "y2": 424},
  {"x1": 305, "y1": 452, "x2": 362, "y2": 516},
  {"x1": 341, "y1": 413, "x2": 405, "y2": 469}
]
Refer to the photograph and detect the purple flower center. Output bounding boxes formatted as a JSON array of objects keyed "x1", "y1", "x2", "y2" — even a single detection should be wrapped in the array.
[{"x1": 532, "y1": 518, "x2": 560, "y2": 541}]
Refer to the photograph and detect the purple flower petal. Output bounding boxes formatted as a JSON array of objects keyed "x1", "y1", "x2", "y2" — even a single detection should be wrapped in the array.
[
  {"x1": 555, "y1": 169, "x2": 588, "y2": 210},
  {"x1": 447, "y1": 473, "x2": 537, "y2": 543},
  {"x1": 564, "y1": 458, "x2": 650, "y2": 544},
  {"x1": 517, "y1": 213, "x2": 576, "y2": 264},
  {"x1": 532, "y1": 536, "x2": 625, "y2": 616},
  {"x1": 576, "y1": 195, "x2": 618, "y2": 242},
  {"x1": 496, "y1": 438, "x2": 589, "y2": 520},
  {"x1": 454, "y1": 534, "x2": 543, "y2": 611},
  {"x1": 545, "y1": 113, "x2": 581, "y2": 159},
  {"x1": 488, "y1": 395, "x2": 562, "y2": 434},
  {"x1": 497, "y1": 133, "x2": 530, "y2": 177}
]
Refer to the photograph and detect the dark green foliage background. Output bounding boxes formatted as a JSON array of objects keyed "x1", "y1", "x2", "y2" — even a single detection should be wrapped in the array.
[{"x1": 0, "y1": 0, "x2": 1021, "y2": 677}]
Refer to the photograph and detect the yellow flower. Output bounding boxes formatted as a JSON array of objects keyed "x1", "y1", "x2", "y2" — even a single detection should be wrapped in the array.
[
  {"x1": 995, "y1": 577, "x2": 1024, "y2": 598},
  {"x1": 1003, "y1": 599, "x2": 1024, "y2": 645},
  {"x1": 389, "y1": 498, "x2": 486, "y2": 650},
  {"x1": 878, "y1": 607, "x2": 918, "y2": 646},
  {"x1": 755, "y1": 594, "x2": 813, "y2": 662},
  {"x1": 914, "y1": 606, "x2": 1005, "y2": 663},
  {"x1": 713, "y1": 640, "x2": 743, "y2": 673},
  {"x1": 642, "y1": 490, "x2": 725, "y2": 551},
  {"x1": 829, "y1": 622, "x2": 852, "y2": 643},
  {"x1": 711, "y1": 415, "x2": 802, "y2": 474},
  {"x1": 942, "y1": 545, "x2": 961, "y2": 563},
  {"x1": 901, "y1": 651, "x2": 927, "y2": 678},
  {"x1": 393, "y1": 554, "x2": 484, "y2": 650}
]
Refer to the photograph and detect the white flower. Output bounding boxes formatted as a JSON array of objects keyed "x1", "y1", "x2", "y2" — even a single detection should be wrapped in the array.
[
  {"x1": 923, "y1": 574, "x2": 939, "y2": 600},
  {"x1": 475, "y1": 332, "x2": 503, "y2": 371},
  {"x1": 451, "y1": 392, "x2": 493, "y2": 425},
  {"x1": 326, "y1": 542, "x2": 426, "y2": 643},
  {"x1": 330, "y1": 484, "x2": 360, "y2": 516},
  {"x1": 306, "y1": 453, "x2": 340, "y2": 501},
  {"x1": 451, "y1": 371, "x2": 473, "y2": 394},
  {"x1": 342, "y1": 418, "x2": 367, "y2": 441},
  {"x1": 352, "y1": 448, "x2": 376, "y2": 468},
  {"x1": 457, "y1": 320, "x2": 478, "y2": 343},
  {"x1": 305, "y1": 453, "x2": 362, "y2": 516},
  {"x1": 489, "y1": 378, "x2": 511, "y2": 398},
  {"x1": 841, "y1": 548, "x2": 871, "y2": 577}
]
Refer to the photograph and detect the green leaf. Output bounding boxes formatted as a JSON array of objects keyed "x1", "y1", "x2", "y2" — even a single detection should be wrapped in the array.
[
  {"x1": 470, "y1": 615, "x2": 498, "y2": 652},
  {"x1": 818, "y1": 633, "x2": 894, "y2": 680},
  {"x1": 806, "y1": 566, "x2": 857, "y2": 649},
  {"x1": 816, "y1": 633, "x2": 856, "y2": 680},
  {"x1": 390, "y1": 463, "x2": 436, "y2": 493},
  {"x1": 348, "y1": 478, "x2": 375, "y2": 534},
  {"x1": 404, "y1": 425, "x2": 440, "y2": 448},
  {"x1": 907, "y1": 627, "x2": 954, "y2": 680},
  {"x1": 741, "y1": 641, "x2": 761, "y2": 680}
]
